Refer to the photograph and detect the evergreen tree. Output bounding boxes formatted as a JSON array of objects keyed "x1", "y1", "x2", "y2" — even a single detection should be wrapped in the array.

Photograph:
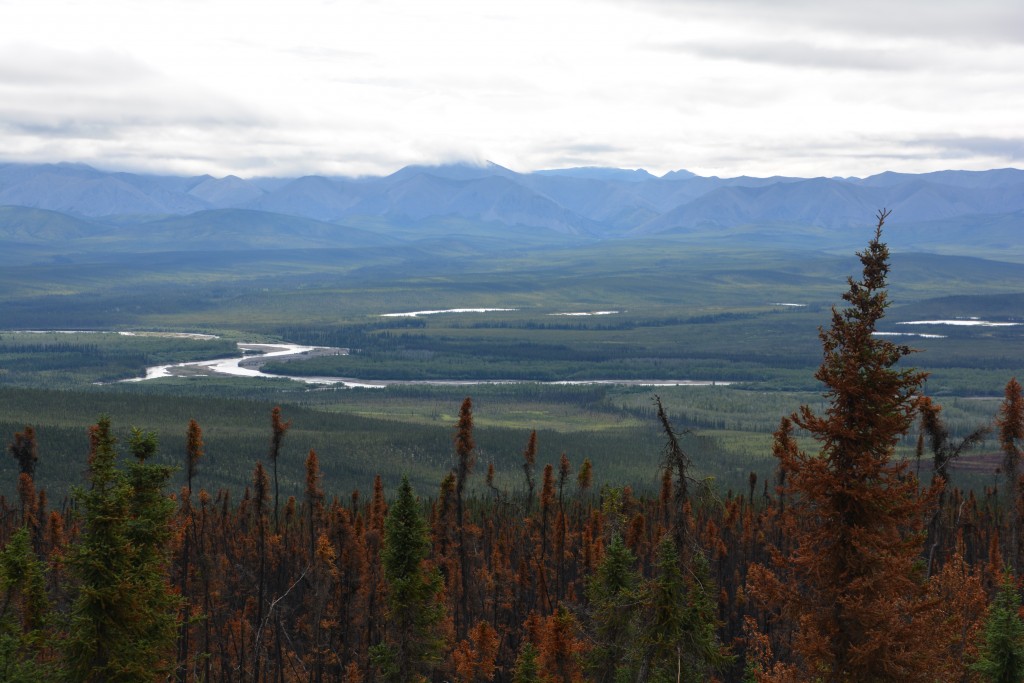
[
  {"x1": 0, "y1": 527, "x2": 58, "y2": 682},
  {"x1": 453, "y1": 396, "x2": 476, "y2": 637},
  {"x1": 371, "y1": 475, "x2": 447, "y2": 682},
  {"x1": 585, "y1": 534, "x2": 641, "y2": 683},
  {"x1": 185, "y1": 417, "x2": 204, "y2": 493},
  {"x1": 749, "y1": 211, "x2": 936, "y2": 681},
  {"x1": 512, "y1": 641, "x2": 545, "y2": 683},
  {"x1": 523, "y1": 430, "x2": 538, "y2": 510},
  {"x1": 177, "y1": 419, "x2": 203, "y2": 683},
  {"x1": 998, "y1": 378, "x2": 1024, "y2": 572},
  {"x1": 637, "y1": 537, "x2": 731, "y2": 682},
  {"x1": 8, "y1": 425, "x2": 38, "y2": 477},
  {"x1": 972, "y1": 571, "x2": 1024, "y2": 682},
  {"x1": 269, "y1": 406, "x2": 291, "y2": 530},
  {"x1": 64, "y1": 417, "x2": 179, "y2": 683}
]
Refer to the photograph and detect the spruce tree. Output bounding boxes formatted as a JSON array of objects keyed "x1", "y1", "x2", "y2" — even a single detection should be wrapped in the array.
[
  {"x1": 453, "y1": 396, "x2": 476, "y2": 637},
  {"x1": 0, "y1": 528, "x2": 58, "y2": 681},
  {"x1": 585, "y1": 534, "x2": 641, "y2": 683},
  {"x1": 750, "y1": 211, "x2": 936, "y2": 681},
  {"x1": 8, "y1": 425, "x2": 37, "y2": 477},
  {"x1": 512, "y1": 641, "x2": 544, "y2": 683},
  {"x1": 998, "y1": 378, "x2": 1024, "y2": 572},
  {"x1": 371, "y1": 475, "x2": 446, "y2": 682},
  {"x1": 64, "y1": 417, "x2": 178, "y2": 683},
  {"x1": 269, "y1": 406, "x2": 290, "y2": 530},
  {"x1": 972, "y1": 571, "x2": 1024, "y2": 682},
  {"x1": 637, "y1": 537, "x2": 731, "y2": 682}
]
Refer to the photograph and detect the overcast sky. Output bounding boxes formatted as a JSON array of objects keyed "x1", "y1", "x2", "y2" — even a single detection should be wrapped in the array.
[{"x1": 1, "y1": 0, "x2": 1022, "y2": 179}]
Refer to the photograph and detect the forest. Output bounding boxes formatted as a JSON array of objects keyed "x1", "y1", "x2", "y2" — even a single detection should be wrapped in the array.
[{"x1": 3, "y1": 213, "x2": 1024, "y2": 682}]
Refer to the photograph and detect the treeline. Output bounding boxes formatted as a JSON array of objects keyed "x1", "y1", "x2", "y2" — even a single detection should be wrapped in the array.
[
  {"x1": 266, "y1": 315, "x2": 825, "y2": 386},
  {"x1": 261, "y1": 350, "x2": 789, "y2": 384},
  {"x1": 0, "y1": 333, "x2": 237, "y2": 386}
]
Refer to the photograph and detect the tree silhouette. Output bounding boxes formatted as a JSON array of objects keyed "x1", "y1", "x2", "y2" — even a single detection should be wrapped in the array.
[
  {"x1": 998, "y1": 379, "x2": 1024, "y2": 572},
  {"x1": 8, "y1": 425, "x2": 37, "y2": 477},
  {"x1": 454, "y1": 397, "x2": 476, "y2": 637},
  {"x1": 269, "y1": 406, "x2": 291, "y2": 530}
]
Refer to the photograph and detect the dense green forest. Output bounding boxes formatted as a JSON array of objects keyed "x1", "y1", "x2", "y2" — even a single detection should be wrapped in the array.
[{"x1": 4, "y1": 217, "x2": 1024, "y2": 681}]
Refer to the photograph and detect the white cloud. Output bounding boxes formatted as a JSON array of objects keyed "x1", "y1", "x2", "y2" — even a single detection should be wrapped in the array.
[{"x1": 0, "y1": 0, "x2": 1021, "y2": 177}]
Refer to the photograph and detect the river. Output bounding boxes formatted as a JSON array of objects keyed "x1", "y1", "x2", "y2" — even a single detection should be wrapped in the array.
[{"x1": 123, "y1": 341, "x2": 732, "y2": 388}]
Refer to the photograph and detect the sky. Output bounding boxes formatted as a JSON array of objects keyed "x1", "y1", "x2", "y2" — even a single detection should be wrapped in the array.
[{"x1": 1, "y1": 0, "x2": 1022, "y2": 179}]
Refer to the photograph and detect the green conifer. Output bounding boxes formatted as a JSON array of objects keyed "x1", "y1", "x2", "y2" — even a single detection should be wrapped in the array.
[
  {"x1": 513, "y1": 641, "x2": 545, "y2": 683},
  {"x1": 0, "y1": 527, "x2": 58, "y2": 681},
  {"x1": 64, "y1": 417, "x2": 178, "y2": 683},
  {"x1": 371, "y1": 475, "x2": 447, "y2": 682},
  {"x1": 585, "y1": 534, "x2": 641, "y2": 683},
  {"x1": 637, "y1": 537, "x2": 732, "y2": 682},
  {"x1": 972, "y1": 571, "x2": 1024, "y2": 683}
]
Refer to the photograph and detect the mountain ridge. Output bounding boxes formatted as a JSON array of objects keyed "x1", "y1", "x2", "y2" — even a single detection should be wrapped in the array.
[{"x1": 1, "y1": 161, "x2": 1021, "y2": 257}]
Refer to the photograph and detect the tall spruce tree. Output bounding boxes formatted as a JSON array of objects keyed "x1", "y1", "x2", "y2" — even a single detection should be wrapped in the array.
[
  {"x1": 453, "y1": 396, "x2": 476, "y2": 638},
  {"x1": 371, "y1": 475, "x2": 447, "y2": 682},
  {"x1": 269, "y1": 406, "x2": 290, "y2": 530},
  {"x1": 998, "y1": 378, "x2": 1024, "y2": 572},
  {"x1": 585, "y1": 533, "x2": 641, "y2": 683},
  {"x1": 750, "y1": 211, "x2": 937, "y2": 681},
  {"x1": 64, "y1": 417, "x2": 178, "y2": 683}
]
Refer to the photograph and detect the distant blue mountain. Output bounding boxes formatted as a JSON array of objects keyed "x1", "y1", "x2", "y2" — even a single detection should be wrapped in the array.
[{"x1": 1, "y1": 161, "x2": 1022, "y2": 255}]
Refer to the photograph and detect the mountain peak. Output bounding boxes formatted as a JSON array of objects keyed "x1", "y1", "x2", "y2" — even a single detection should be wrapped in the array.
[
  {"x1": 660, "y1": 169, "x2": 698, "y2": 180},
  {"x1": 384, "y1": 161, "x2": 517, "y2": 182}
]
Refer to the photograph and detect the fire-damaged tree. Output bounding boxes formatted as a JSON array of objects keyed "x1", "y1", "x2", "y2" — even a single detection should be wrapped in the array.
[{"x1": 750, "y1": 210, "x2": 943, "y2": 681}]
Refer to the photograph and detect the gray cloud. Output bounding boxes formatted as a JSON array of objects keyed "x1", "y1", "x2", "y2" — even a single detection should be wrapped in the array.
[
  {"x1": 906, "y1": 136, "x2": 1024, "y2": 163},
  {"x1": 0, "y1": 45, "x2": 282, "y2": 175},
  {"x1": 629, "y1": 0, "x2": 1024, "y2": 46},
  {"x1": 555, "y1": 143, "x2": 630, "y2": 156},
  {"x1": 0, "y1": 47, "x2": 272, "y2": 139},
  {"x1": 656, "y1": 39, "x2": 928, "y2": 72},
  {"x1": 0, "y1": 45, "x2": 155, "y2": 86},
  {"x1": 1, "y1": 0, "x2": 1019, "y2": 179}
]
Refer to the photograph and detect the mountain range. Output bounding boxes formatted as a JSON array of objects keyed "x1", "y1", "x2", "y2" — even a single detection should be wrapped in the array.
[{"x1": 1, "y1": 161, "x2": 1022, "y2": 256}]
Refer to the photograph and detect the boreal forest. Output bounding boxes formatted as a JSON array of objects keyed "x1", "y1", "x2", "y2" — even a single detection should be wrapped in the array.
[{"x1": 4, "y1": 210, "x2": 1024, "y2": 682}]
